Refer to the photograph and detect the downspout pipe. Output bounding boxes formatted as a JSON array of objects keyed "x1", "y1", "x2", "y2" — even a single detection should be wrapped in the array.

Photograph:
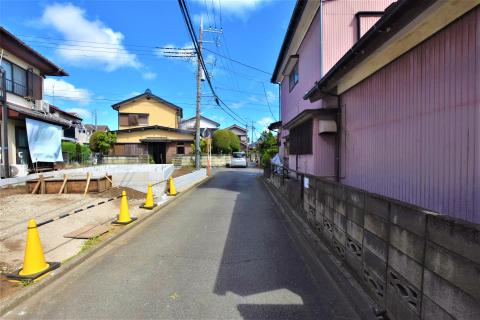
[{"x1": 319, "y1": 0, "x2": 324, "y2": 78}]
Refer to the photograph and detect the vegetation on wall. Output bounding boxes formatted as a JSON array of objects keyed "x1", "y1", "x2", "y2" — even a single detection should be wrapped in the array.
[
  {"x1": 256, "y1": 130, "x2": 278, "y2": 167},
  {"x1": 89, "y1": 132, "x2": 116, "y2": 154},
  {"x1": 212, "y1": 129, "x2": 240, "y2": 154},
  {"x1": 190, "y1": 138, "x2": 207, "y2": 154}
]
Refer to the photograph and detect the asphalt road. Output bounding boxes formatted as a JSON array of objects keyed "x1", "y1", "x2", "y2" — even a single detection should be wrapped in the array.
[{"x1": 5, "y1": 168, "x2": 361, "y2": 319}]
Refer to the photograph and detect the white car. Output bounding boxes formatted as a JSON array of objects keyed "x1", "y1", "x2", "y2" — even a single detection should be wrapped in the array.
[{"x1": 230, "y1": 152, "x2": 247, "y2": 168}]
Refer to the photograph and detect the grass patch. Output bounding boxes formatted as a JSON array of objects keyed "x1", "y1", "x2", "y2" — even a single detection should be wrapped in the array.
[
  {"x1": 20, "y1": 279, "x2": 33, "y2": 287},
  {"x1": 80, "y1": 236, "x2": 102, "y2": 252}
]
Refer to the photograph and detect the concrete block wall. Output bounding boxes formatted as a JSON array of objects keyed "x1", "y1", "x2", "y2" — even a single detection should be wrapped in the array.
[
  {"x1": 267, "y1": 170, "x2": 480, "y2": 320},
  {"x1": 171, "y1": 155, "x2": 232, "y2": 167}
]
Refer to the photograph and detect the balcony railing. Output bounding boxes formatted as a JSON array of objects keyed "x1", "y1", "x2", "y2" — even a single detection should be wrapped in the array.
[{"x1": 5, "y1": 79, "x2": 27, "y2": 97}]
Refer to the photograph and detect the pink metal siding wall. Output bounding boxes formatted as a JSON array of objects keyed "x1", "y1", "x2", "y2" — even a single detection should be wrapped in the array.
[
  {"x1": 280, "y1": 11, "x2": 324, "y2": 176},
  {"x1": 279, "y1": 1, "x2": 393, "y2": 176},
  {"x1": 323, "y1": 0, "x2": 394, "y2": 72},
  {"x1": 280, "y1": 11, "x2": 322, "y2": 126},
  {"x1": 341, "y1": 8, "x2": 480, "y2": 223}
]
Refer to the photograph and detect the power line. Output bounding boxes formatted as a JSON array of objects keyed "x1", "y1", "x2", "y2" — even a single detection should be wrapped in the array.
[
  {"x1": 178, "y1": 0, "x2": 248, "y2": 127},
  {"x1": 262, "y1": 82, "x2": 277, "y2": 120},
  {"x1": 203, "y1": 47, "x2": 271, "y2": 75}
]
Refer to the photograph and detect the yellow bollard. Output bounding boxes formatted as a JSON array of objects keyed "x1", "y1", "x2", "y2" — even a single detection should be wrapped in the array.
[
  {"x1": 7, "y1": 219, "x2": 60, "y2": 282},
  {"x1": 140, "y1": 183, "x2": 157, "y2": 210},
  {"x1": 168, "y1": 176, "x2": 177, "y2": 196},
  {"x1": 113, "y1": 191, "x2": 137, "y2": 225}
]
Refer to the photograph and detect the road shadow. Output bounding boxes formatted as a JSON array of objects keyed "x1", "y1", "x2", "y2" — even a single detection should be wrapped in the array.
[{"x1": 198, "y1": 170, "x2": 349, "y2": 319}]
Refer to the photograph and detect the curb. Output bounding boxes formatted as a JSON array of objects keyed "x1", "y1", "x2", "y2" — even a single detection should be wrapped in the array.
[
  {"x1": 0, "y1": 173, "x2": 213, "y2": 316},
  {"x1": 260, "y1": 177, "x2": 378, "y2": 320}
]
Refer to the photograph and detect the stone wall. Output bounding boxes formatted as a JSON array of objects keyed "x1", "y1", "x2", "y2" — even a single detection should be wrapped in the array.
[
  {"x1": 102, "y1": 155, "x2": 149, "y2": 164},
  {"x1": 171, "y1": 155, "x2": 231, "y2": 167},
  {"x1": 267, "y1": 168, "x2": 480, "y2": 320}
]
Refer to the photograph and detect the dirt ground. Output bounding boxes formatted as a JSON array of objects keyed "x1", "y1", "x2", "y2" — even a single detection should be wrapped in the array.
[
  {"x1": 90, "y1": 186, "x2": 146, "y2": 200},
  {"x1": 0, "y1": 186, "x2": 25, "y2": 197},
  {"x1": 171, "y1": 166, "x2": 195, "y2": 178}
]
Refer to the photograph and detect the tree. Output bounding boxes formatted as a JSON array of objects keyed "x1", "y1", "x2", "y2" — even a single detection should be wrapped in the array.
[
  {"x1": 212, "y1": 129, "x2": 240, "y2": 154},
  {"x1": 89, "y1": 131, "x2": 116, "y2": 154},
  {"x1": 256, "y1": 130, "x2": 278, "y2": 167}
]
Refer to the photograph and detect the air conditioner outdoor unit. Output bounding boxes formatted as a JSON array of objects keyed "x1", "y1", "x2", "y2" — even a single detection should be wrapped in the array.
[
  {"x1": 318, "y1": 120, "x2": 337, "y2": 134},
  {"x1": 34, "y1": 100, "x2": 50, "y2": 113}
]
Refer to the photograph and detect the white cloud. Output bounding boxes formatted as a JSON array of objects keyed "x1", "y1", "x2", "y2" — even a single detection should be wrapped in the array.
[
  {"x1": 257, "y1": 116, "x2": 274, "y2": 131},
  {"x1": 193, "y1": 0, "x2": 272, "y2": 20},
  {"x1": 65, "y1": 107, "x2": 92, "y2": 120},
  {"x1": 156, "y1": 43, "x2": 195, "y2": 62},
  {"x1": 210, "y1": 114, "x2": 226, "y2": 124},
  {"x1": 193, "y1": 13, "x2": 215, "y2": 26},
  {"x1": 265, "y1": 90, "x2": 277, "y2": 104},
  {"x1": 41, "y1": 3, "x2": 140, "y2": 71},
  {"x1": 230, "y1": 101, "x2": 246, "y2": 109},
  {"x1": 142, "y1": 72, "x2": 157, "y2": 80},
  {"x1": 43, "y1": 78, "x2": 91, "y2": 104}
]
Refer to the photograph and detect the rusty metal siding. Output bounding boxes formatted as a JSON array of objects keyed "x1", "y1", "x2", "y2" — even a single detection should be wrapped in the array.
[{"x1": 341, "y1": 7, "x2": 480, "y2": 223}]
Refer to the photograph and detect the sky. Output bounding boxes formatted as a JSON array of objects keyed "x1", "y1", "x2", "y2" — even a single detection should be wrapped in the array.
[{"x1": 0, "y1": 0, "x2": 295, "y2": 140}]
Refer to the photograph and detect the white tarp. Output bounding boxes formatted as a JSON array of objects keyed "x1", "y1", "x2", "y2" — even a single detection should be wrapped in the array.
[
  {"x1": 26, "y1": 118, "x2": 63, "y2": 163},
  {"x1": 271, "y1": 153, "x2": 282, "y2": 166}
]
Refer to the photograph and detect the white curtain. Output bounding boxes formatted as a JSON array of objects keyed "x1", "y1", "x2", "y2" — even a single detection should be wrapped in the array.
[{"x1": 26, "y1": 118, "x2": 63, "y2": 163}]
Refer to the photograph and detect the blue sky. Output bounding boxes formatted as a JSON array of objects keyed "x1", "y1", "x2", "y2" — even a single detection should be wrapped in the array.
[{"x1": 1, "y1": 0, "x2": 295, "y2": 138}]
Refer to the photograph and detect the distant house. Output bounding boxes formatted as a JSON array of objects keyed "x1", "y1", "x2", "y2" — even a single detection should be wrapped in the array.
[
  {"x1": 0, "y1": 27, "x2": 75, "y2": 177},
  {"x1": 180, "y1": 115, "x2": 220, "y2": 138},
  {"x1": 77, "y1": 124, "x2": 110, "y2": 145},
  {"x1": 226, "y1": 124, "x2": 248, "y2": 151},
  {"x1": 49, "y1": 105, "x2": 83, "y2": 143},
  {"x1": 110, "y1": 89, "x2": 194, "y2": 164}
]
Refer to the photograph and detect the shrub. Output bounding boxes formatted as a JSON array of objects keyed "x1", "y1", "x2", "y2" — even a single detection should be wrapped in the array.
[
  {"x1": 212, "y1": 129, "x2": 240, "y2": 154},
  {"x1": 61, "y1": 141, "x2": 91, "y2": 162},
  {"x1": 261, "y1": 146, "x2": 279, "y2": 167},
  {"x1": 190, "y1": 138, "x2": 208, "y2": 154},
  {"x1": 257, "y1": 130, "x2": 279, "y2": 167},
  {"x1": 89, "y1": 131, "x2": 116, "y2": 154},
  {"x1": 61, "y1": 141, "x2": 77, "y2": 160},
  {"x1": 79, "y1": 144, "x2": 91, "y2": 160}
]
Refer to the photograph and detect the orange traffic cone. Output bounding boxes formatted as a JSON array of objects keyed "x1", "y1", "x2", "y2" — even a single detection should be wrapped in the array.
[
  {"x1": 168, "y1": 177, "x2": 177, "y2": 196},
  {"x1": 113, "y1": 191, "x2": 137, "y2": 225},
  {"x1": 140, "y1": 183, "x2": 157, "y2": 210},
  {"x1": 7, "y1": 219, "x2": 60, "y2": 282}
]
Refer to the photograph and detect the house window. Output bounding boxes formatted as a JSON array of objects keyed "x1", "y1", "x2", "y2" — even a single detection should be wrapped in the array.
[
  {"x1": 1, "y1": 59, "x2": 28, "y2": 97},
  {"x1": 289, "y1": 119, "x2": 312, "y2": 155},
  {"x1": 15, "y1": 127, "x2": 29, "y2": 165},
  {"x1": 177, "y1": 142, "x2": 185, "y2": 155},
  {"x1": 289, "y1": 62, "x2": 299, "y2": 91},
  {"x1": 119, "y1": 113, "x2": 149, "y2": 126}
]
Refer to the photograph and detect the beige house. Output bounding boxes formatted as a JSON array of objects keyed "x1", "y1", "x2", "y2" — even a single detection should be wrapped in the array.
[
  {"x1": 0, "y1": 27, "x2": 73, "y2": 177},
  {"x1": 111, "y1": 89, "x2": 194, "y2": 164}
]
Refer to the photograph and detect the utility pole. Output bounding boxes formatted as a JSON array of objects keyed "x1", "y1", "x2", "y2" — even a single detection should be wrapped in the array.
[
  {"x1": 251, "y1": 121, "x2": 255, "y2": 162},
  {"x1": 0, "y1": 68, "x2": 9, "y2": 178},
  {"x1": 194, "y1": 16, "x2": 203, "y2": 169}
]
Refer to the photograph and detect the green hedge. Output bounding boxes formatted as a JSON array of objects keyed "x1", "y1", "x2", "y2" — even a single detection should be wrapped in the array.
[{"x1": 61, "y1": 141, "x2": 90, "y2": 162}]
